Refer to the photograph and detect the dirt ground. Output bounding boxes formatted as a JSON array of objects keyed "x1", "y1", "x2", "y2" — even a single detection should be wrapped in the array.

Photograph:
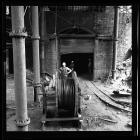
[{"x1": 6, "y1": 75, "x2": 132, "y2": 131}]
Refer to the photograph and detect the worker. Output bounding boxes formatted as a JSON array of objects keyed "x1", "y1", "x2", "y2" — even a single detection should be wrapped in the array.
[
  {"x1": 41, "y1": 73, "x2": 50, "y2": 86},
  {"x1": 59, "y1": 62, "x2": 72, "y2": 78},
  {"x1": 88, "y1": 58, "x2": 92, "y2": 74},
  {"x1": 70, "y1": 60, "x2": 75, "y2": 71},
  {"x1": 41, "y1": 73, "x2": 50, "y2": 92}
]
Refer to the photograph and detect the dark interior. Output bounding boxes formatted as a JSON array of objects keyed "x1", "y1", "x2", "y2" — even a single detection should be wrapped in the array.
[{"x1": 61, "y1": 53, "x2": 93, "y2": 76}]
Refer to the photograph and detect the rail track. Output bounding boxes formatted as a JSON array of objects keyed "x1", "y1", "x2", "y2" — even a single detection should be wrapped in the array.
[
  {"x1": 79, "y1": 77, "x2": 132, "y2": 113},
  {"x1": 91, "y1": 81, "x2": 132, "y2": 107}
]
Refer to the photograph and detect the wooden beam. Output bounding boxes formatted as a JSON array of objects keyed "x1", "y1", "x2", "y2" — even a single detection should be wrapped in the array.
[
  {"x1": 58, "y1": 34, "x2": 96, "y2": 38},
  {"x1": 96, "y1": 35, "x2": 113, "y2": 40},
  {"x1": 41, "y1": 115, "x2": 82, "y2": 122}
]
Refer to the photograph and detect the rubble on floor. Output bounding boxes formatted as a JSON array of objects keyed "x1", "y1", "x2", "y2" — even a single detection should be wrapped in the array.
[
  {"x1": 107, "y1": 59, "x2": 132, "y2": 96},
  {"x1": 93, "y1": 58, "x2": 132, "y2": 116},
  {"x1": 26, "y1": 69, "x2": 34, "y2": 81}
]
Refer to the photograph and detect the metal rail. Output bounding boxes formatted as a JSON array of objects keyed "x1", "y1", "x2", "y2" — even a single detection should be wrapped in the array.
[
  {"x1": 91, "y1": 81, "x2": 131, "y2": 107},
  {"x1": 82, "y1": 79, "x2": 131, "y2": 113}
]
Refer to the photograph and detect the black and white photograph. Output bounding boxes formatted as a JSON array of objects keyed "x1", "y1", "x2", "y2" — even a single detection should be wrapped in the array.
[{"x1": 2, "y1": 3, "x2": 139, "y2": 137}]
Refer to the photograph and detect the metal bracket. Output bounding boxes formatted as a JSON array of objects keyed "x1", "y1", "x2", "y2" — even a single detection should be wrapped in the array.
[
  {"x1": 48, "y1": 33, "x2": 57, "y2": 40},
  {"x1": 9, "y1": 29, "x2": 28, "y2": 38},
  {"x1": 33, "y1": 82, "x2": 42, "y2": 87},
  {"x1": 15, "y1": 117, "x2": 30, "y2": 127},
  {"x1": 31, "y1": 35, "x2": 40, "y2": 40}
]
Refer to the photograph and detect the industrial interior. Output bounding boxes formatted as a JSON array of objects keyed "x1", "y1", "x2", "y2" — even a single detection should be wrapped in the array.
[{"x1": 4, "y1": 6, "x2": 134, "y2": 132}]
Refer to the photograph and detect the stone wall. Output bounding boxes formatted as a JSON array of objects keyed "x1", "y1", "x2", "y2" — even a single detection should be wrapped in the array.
[
  {"x1": 94, "y1": 39, "x2": 113, "y2": 80},
  {"x1": 44, "y1": 6, "x2": 115, "y2": 80},
  {"x1": 117, "y1": 10, "x2": 132, "y2": 63}
]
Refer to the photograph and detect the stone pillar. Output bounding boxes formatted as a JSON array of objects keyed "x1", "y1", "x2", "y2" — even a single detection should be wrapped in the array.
[
  {"x1": 94, "y1": 38, "x2": 99, "y2": 81},
  {"x1": 31, "y1": 6, "x2": 41, "y2": 102},
  {"x1": 112, "y1": 6, "x2": 119, "y2": 79},
  {"x1": 10, "y1": 6, "x2": 30, "y2": 131}
]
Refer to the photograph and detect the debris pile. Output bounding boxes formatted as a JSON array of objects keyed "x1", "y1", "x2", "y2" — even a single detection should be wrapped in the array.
[
  {"x1": 109, "y1": 58, "x2": 132, "y2": 95},
  {"x1": 26, "y1": 69, "x2": 34, "y2": 81}
]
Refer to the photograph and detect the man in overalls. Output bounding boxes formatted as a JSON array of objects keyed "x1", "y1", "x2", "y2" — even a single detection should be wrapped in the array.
[{"x1": 59, "y1": 62, "x2": 72, "y2": 78}]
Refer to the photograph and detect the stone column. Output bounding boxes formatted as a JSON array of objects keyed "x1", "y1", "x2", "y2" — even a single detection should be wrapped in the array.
[{"x1": 94, "y1": 38, "x2": 99, "y2": 81}]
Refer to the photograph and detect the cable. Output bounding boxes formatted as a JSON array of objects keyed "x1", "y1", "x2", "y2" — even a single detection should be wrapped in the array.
[
  {"x1": 24, "y1": 6, "x2": 30, "y2": 16},
  {"x1": 57, "y1": 77, "x2": 76, "y2": 115}
]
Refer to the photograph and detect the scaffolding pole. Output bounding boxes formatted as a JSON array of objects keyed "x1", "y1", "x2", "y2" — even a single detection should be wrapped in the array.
[{"x1": 10, "y1": 6, "x2": 30, "y2": 131}]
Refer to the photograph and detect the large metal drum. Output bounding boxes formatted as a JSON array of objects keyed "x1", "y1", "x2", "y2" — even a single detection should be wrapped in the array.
[{"x1": 56, "y1": 71, "x2": 79, "y2": 117}]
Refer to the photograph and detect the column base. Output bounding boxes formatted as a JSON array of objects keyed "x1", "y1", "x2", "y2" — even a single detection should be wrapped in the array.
[{"x1": 15, "y1": 117, "x2": 30, "y2": 127}]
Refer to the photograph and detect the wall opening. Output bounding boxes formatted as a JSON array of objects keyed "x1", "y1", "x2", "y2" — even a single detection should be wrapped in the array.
[
  {"x1": 60, "y1": 53, "x2": 93, "y2": 77},
  {"x1": 8, "y1": 48, "x2": 14, "y2": 74},
  {"x1": 58, "y1": 27, "x2": 95, "y2": 80}
]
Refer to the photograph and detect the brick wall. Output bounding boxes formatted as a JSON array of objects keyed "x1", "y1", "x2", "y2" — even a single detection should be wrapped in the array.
[
  {"x1": 45, "y1": 6, "x2": 114, "y2": 37},
  {"x1": 45, "y1": 39, "x2": 58, "y2": 75},
  {"x1": 44, "y1": 6, "x2": 115, "y2": 79}
]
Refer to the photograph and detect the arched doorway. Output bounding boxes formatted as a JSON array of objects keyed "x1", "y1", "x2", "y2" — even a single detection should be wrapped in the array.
[{"x1": 58, "y1": 27, "x2": 95, "y2": 79}]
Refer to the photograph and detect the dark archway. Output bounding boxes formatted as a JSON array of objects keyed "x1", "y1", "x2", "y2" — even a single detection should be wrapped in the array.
[
  {"x1": 59, "y1": 27, "x2": 95, "y2": 80},
  {"x1": 61, "y1": 53, "x2": 93, "y2": 76}
]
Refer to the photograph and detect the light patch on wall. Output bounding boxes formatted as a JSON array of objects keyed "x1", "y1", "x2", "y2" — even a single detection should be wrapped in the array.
[{"x1": 6, "y1": 6, "x2": 9, "y2": 15}]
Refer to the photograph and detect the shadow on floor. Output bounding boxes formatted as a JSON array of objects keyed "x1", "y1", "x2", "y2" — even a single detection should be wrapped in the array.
[{"x1": 77, "y1": 73, "x2": 93, "y2": 81}]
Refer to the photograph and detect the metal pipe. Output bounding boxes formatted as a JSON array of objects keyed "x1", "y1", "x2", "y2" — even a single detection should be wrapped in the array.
[
  {"x1": 55, "y1": 6, "x2": 59, "y2": 70},
  {"x1": 31, "y1": 6, "x2": 41, "y2": 102},
  {"x1": 10, "y1": 6, "x2": 30, "y2": 131},
  {"x1": 40, "y1": 7, "x2": 46, "y2": 76},
  {"x1": 112, "y1": 6, "x2": 119, "y2": 79},
  {"x1": 56, "y1": 36, "x2": 60, "y2": 69}
]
